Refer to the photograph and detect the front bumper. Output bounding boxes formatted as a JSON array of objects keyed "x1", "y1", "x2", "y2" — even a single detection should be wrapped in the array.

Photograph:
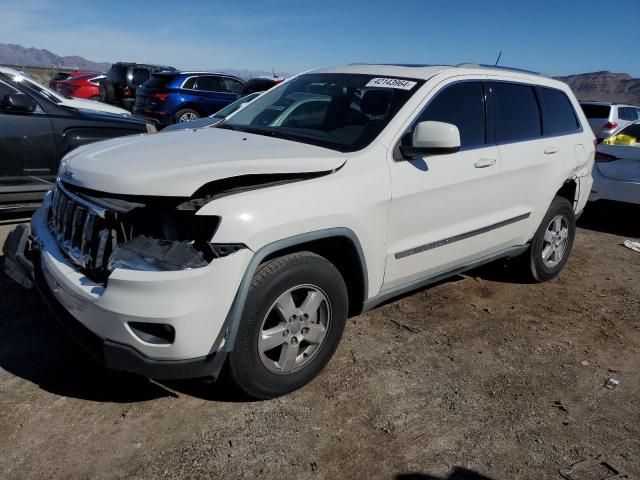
[{"x1": 3, "y1": 196, "x2": 253, "y2": 379}]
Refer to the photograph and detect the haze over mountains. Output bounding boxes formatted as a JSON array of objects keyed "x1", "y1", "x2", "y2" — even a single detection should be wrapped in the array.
[{"x1": 1, "y1": 43, "x2": 638, "y2": 105}]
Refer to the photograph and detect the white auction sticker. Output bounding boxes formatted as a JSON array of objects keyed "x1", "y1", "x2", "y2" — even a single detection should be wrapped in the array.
[{"x1": 365, "y1": 77, "x2": 417, "y2": 90}]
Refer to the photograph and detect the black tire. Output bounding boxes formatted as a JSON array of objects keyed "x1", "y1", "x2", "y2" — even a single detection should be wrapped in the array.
[
  {"x1": 174, "y1": 108, "x2": 200, "y2": 123},
  {"x1": 99, "y1": 80, "x2": 115, "y2": 103},
  {"x1": 524, "y1": 196, "x2": 576, "y2": 282},
  {"x1": 228, "y1": 252, "x2": 348, "y2": 399}
]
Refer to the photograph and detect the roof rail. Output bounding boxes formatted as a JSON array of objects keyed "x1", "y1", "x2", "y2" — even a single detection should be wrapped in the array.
[{"x1": 455, "y1": 63, "x2": 548, "y2": 77}]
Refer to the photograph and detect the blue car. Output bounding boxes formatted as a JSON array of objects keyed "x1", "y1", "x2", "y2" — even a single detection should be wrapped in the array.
[{"x1": 133, "y1": 72, "x2": 245, "y2": 126}]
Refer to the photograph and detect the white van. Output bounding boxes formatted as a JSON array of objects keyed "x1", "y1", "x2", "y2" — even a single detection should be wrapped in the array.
[{"x1": 4, "y1": 63, "x2": 594, "y2": 398}]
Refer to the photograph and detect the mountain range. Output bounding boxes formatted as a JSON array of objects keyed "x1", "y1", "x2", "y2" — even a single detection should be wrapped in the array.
[{"x1": 1, "y1": 43, "x2": 639, "y2": 104}]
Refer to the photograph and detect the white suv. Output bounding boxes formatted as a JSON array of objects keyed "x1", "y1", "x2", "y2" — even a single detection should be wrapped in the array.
[{"x1": 4, "y1": 64, "x2": 594, "y2": 398}]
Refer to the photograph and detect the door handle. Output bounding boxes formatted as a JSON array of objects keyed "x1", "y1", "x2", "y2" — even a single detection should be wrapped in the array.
[
  {"x1": 544, "y1": 146, "x2": 559, "y2": 154},
  {"x1": 474, "y1": 158, "x2": 497, "y2": 168}
]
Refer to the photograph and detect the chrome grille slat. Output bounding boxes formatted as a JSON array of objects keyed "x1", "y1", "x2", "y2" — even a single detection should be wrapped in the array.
[{"x1": 47, "y1": 182, "x2": 112, "y2": 277}]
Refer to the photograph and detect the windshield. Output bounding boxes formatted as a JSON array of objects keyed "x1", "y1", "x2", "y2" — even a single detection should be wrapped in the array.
[
  {"x1": 213, "y1": 92, "x2": 261, "y2": 119},
  {"x1": 13, "y1": 74, "x2": 66, "y2": 103},
  {"x1": 220, "y1": 73, "x2": 424, "y2": 152}
]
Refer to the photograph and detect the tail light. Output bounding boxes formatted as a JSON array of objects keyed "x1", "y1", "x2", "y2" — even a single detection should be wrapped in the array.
[
  {"x1": 150, "y1": 92, "x2": 168, "y2": 102},
  {"x1": 595, "y1": 151, "x2": 619, "y2": 162},
  {"x1": 602, "y1": 122, "x2": 618, "y2": 131},
  {"x1": 123, "y1": 86, "x2": 133, "y2": 97}
]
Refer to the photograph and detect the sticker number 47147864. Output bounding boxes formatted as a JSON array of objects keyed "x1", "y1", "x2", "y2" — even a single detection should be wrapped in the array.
[{"x1": 365, "y1": 78, "x2": 417, "y2": 90}]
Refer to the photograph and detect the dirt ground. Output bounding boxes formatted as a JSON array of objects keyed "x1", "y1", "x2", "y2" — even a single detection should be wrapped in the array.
[{"x1": 0, "y1": 201, "x2": 638, "y2": 480}]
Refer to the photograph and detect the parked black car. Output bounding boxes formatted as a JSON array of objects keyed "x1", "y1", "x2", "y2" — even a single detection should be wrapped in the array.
[
  {"x1": 99, "y1": 62, "x2": 176, "y2": 111},
  {"x1": 239, "y1": 77, "x2": 283, "y2": 96},
  {"x1": 0, "y1": 69, "x2": 155, "y2": 212}
]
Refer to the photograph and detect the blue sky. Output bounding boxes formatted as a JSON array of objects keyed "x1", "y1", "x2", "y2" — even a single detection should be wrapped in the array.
[{"x1": 2, "y1": 0, "x2": 639, "y2": 76}]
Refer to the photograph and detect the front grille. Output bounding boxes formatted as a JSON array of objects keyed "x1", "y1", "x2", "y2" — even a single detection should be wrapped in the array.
[{"x1": 48, "y1": 182, "x2": 115, "y2": 278}]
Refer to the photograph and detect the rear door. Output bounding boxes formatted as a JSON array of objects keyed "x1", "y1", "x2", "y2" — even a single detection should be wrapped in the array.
[
  {"x1": 491, "y1": 82, "x2": 584, "y2": 243},
  {"x1": 194, "y1": 76, "x2": 240, "y2": 115},
  {"x1": 0, "y1": 80, "x2": 57, "y2": 206}
]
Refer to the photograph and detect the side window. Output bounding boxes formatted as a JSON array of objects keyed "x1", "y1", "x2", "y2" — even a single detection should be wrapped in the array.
[
  {"x1": 492, "y1": 82, "x2": 542, "y2": 143},
  {"x1": 619, "y1": 108, "x2": 636, "y2": 121},
  {"x1": 411, "y1": 81, "x2": 486, "y2": 148},
  {"x1": 635, "y1": 108, "x2": 640, "y2": 120},
  {"x1": 182, "y1": 77, "x2": 196, "y2": 89},
  {"x1": 221, "y1": 78, "x2": 243, "y2": 94},
  {"x1": 539, "y1": 87, "x2": 580, "y2": 135},
  {"x1": 195, "y1": 76, "x2": 223, "y2": 92}
]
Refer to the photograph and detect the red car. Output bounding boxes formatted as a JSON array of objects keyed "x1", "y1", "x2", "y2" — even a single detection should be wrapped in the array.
[
  {"x1": 49, "y1": 71, "x2": 97, "y2": 90},
  {"x1": 57, "y1": 73, "x2": 106, "y2": 100}
]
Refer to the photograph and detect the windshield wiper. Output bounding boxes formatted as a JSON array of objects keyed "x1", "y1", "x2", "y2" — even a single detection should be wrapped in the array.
[{"x1": 241, "y1": 126, "x2": 301, "y2": 143}]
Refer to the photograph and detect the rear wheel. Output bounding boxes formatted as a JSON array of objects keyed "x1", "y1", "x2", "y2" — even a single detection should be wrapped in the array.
[
  {"x1": 175, "y1": 109, "x2": 200, "y2": 123},
  {"x1": 99, "y1": 80, "x2": 115, "y2": 103},
  {"x1": 228, "y1": 252, "x2": 348, "y2": 399},
  {"x1": 524, "y1": 196, "x2": 576, "y2": 282}
]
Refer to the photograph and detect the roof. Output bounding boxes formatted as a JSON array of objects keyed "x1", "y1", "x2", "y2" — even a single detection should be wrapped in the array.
[
  {"x1": 579, "y1": 101, "x2": 635, "y2": 107},
  {"x1": 0, "y1": 66, "x2": 23, "y2": 76},
  {"x1": 311, "y1": 63, "x2": 556, "y2": 84}
]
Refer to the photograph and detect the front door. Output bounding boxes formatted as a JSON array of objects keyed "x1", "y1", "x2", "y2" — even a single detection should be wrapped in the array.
[
  {"x1": 0, "y1": 80, "x2": 57, "y2": 205},
  {"x1": 383, "y1": 80, "x2": 506, "y2": 291}
]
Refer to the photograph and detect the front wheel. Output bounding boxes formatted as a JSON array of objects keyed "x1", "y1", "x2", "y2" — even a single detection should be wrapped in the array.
[
  {"x1": 228, "y1": 252, "x2": 348, "y2": 399},
  {"x1": 525, "y1": 196, "x2": 576, "y2": 282}
]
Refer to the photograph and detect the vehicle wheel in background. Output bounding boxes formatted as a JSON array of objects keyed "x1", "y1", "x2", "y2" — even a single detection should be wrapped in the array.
[
  {"x1": 523, "y1": 196, "x2": 576, "y2": 282},
  {"x1": 175, "y1": 109, "x2": 200, "y2": 123},
  {"x1": 228, "y1": 252, "x2": 348, "y2": 399},
  {"x1": 99, "y1": 80, "x2": 115, "y2": 103}
]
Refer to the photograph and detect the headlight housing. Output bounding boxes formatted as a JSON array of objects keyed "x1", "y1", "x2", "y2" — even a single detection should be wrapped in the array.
[{"x1": 108, "y1": 236, "x2": 209, "y2": 272}]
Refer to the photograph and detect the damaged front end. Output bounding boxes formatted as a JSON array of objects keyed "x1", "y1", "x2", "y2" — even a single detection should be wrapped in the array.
[{"x1": 48, "y1": 181, "x2": 242, "y2": 283}]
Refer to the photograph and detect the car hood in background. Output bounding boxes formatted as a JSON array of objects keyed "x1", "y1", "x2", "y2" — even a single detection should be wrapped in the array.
[
  {"x1": 61, "y1": 97, "x2": 131, "y2": 115},
  {"x1": 60, "y1": 127, "x2": 346, "y2": 197},
  {"x1": 161, "y1": 116, "x2": 223, "y2": 132}
]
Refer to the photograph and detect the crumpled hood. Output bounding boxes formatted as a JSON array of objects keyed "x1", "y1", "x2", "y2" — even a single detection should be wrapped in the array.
[
  {"x1": 60, "y1": 127, "x2": 346, "y2": 197},
  {"x1": 62, "y1": 97, "x2": 131, "y2": 115}
]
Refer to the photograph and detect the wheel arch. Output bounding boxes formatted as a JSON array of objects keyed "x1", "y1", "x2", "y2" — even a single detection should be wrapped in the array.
[
  {"x1": 214, "y1": 228, "x2": 368, "y2": 354},
  {"x1": 174, "y1": 103, "x2": 204, "y2": 118},
  {"x1": 556, "y1": 177, "x2": 579, "y2": 210}
]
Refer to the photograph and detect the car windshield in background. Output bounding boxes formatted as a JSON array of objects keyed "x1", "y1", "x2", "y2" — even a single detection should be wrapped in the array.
[
  {"x1": 213, "y1": 92, "x2": 261, "y2": 119},
  {"x1": 603, "y1": 123, "x2": 640, "y2": 146},
  {"x1": 221, "y1": 73, "x2": 424, "y2": 152},
  {"x1": 581, "y1": 104, "x2": 611, "y2": 118},
  {"x1": 12, "y1": 74, "x2": 65, "y2": 103}
]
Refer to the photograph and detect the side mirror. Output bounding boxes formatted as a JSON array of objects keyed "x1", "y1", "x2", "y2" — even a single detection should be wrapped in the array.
[
  {"x1": 399, "y1": 121, "x2": 461, "y2": 159},
  {"x1": 1, "y1": 94, "x2": 38, "y2": 113}
]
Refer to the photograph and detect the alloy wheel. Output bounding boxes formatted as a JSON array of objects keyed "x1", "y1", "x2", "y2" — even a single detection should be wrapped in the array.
[
  {"x1": 258, "y1": 284, "x2": 331, "y2": 374},
  {"x1": 542, "y1": 214, "x2": 569, "y2": 268}
]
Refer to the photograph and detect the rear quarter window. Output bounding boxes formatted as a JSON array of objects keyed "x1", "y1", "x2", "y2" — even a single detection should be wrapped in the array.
[
  {"x1": 580, "y1": 104, "x2": 611, "y2": 119},
  {"x1": 492, "y1": 82, "x2": 542, "y2": 143},
  {"x1": 539, "y1": 87, "x2": 581, "y2": 135}
]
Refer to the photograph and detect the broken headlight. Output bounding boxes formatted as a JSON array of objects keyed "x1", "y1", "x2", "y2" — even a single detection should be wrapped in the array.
[{"x1": 108, "y1": 235, "x2": 209, "y2": 272}]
